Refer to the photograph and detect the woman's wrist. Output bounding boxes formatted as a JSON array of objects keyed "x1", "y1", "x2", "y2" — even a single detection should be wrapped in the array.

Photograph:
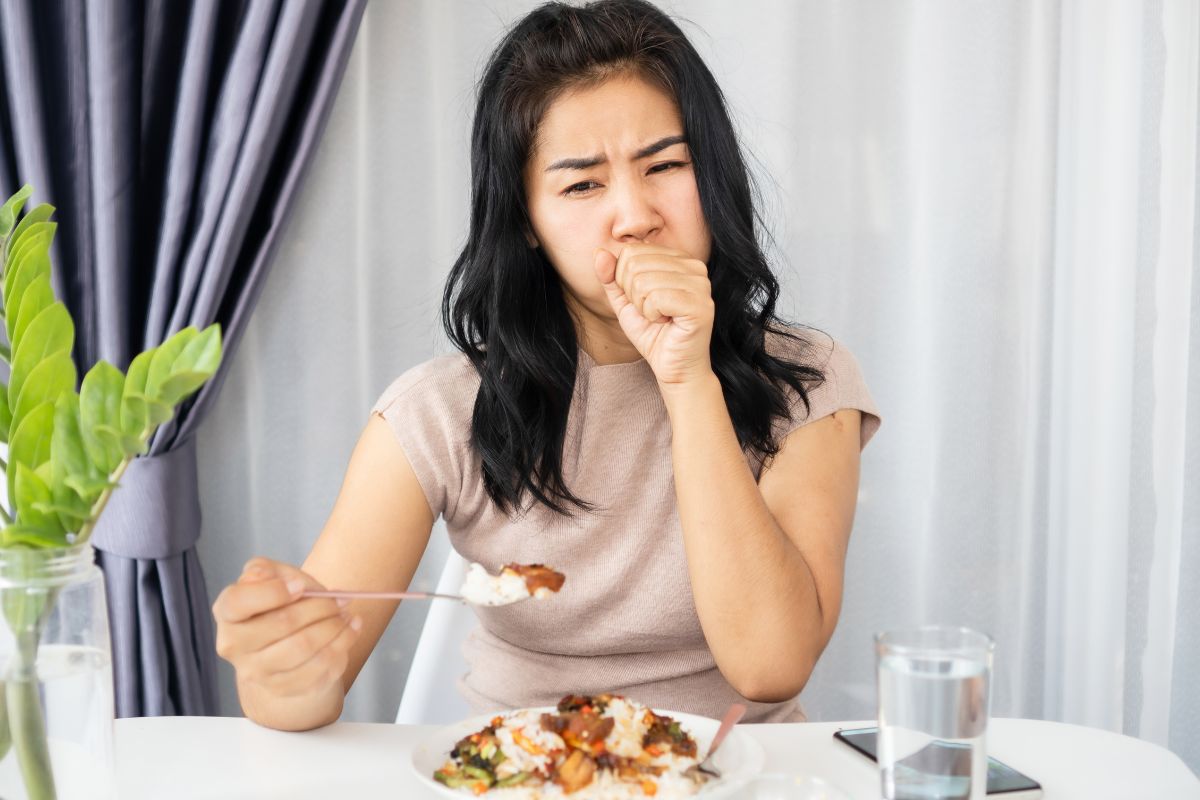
[
  {"x1": 659, "y1": 369, "x2": 725, "y2": 420},
  {"x1": 237, "y1": 672, "x2": 344, "y2": 731}
]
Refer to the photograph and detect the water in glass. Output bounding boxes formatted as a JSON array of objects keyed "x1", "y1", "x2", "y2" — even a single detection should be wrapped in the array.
[{"x1": 876, "y1": 628, "x2": 992, "y2": 800}]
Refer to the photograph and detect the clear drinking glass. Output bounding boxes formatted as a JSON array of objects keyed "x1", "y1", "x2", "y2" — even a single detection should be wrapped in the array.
[{"x1": 875, "y1": 626, "x2": 993, "y2": 800}]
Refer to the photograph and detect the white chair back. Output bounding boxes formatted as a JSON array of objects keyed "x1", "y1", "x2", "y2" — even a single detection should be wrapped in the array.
[{"x1": 395, "y1": 549, "x2": 477, "y2": 724}]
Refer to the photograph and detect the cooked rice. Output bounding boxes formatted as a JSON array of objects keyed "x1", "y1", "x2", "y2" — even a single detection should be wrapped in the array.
[{"x1": 438, "y1": 698, "x2": 709, "y2": 798}]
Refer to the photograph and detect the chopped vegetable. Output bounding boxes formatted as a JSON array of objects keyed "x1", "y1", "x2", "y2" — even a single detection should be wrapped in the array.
[{"x1": 433, "y1": 694, "x2": 709, "y2": 795}]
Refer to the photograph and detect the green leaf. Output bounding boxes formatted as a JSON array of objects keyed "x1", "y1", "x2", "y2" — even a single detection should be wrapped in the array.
[
  {"x1": 11, "y1": 350, "x2": 75, "y2": 430},
  {"x1": 12, "y1": 276, "x2": 54, "y2": 358},
  {"x1": 29, "y1": 500, "x2": 91, "y2": 522},
  {"x1": 121, "y1": 349, "x2": 154, "y2": 432},
  {"x1": 49, "y1": 391, "x2": 107, "y2": 534},
  {"x1": 62, "y1": 474, "x2": 116, "y2": 501},
  {"x1": 117, "y1": 392, "x2": 171, "y2": 431},
  {"x1": 13, "y1": 463, "x2": 61, "y2": 534},
  {"x1": 156, "y1": 371, "x2": 209, "y2": 408},
  {"x1": 95, "y1": 423, "x2": 147, "y2": 460},
  {"x1": 0, "y1": 383, "x2": 9, "y2": 444},
  {"x1": 7, "y1": 401, "x2": 55, "y2": 508},
  {"x1": 157, "y1": 325, "x2": 222, "y2": 406},
  {"x1": 0, "y1": 185, "x2": 33, "y2": 241},
  {"x1": 0, "y1": 524, "x2": 67, "y2": 549},
  {"x1": 3, "y1": 244, "x2": 50, "y2": 343},
  {"x1": 42, "y1": 455, "x2": 92, "y2": 533},
  {"x1": 187, "y1": 324, "x2": 223, "y2": 373},
  {"x1": 146, "y1": 326, "x2": 198, "y2": 399},
  {"x1": 51, "y1": 392, "x2": 92, "y2": 489},
  {"x1": 80, "y1": 361, "x2": 126, "y2": 476},
  {"x1": 139, "y1": 394, "x2": 173, "y2": 426},
  {"x1": 118, "y1": 393, "x2": 149, "y2": 440},
  {"x1": 4, "y1": 221, "x2": 53, "y2": 277},
  {"x1": 8, "y1": 302, "x2": 75, "y2": 408},
  {"x1": 6, "y1": 204, "x2": 54, "y2": 259}
]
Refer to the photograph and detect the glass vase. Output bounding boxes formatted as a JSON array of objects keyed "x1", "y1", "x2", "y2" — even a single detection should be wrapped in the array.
[{"x1": 0, "y1": 544, "x2": 114, "y2": 800}]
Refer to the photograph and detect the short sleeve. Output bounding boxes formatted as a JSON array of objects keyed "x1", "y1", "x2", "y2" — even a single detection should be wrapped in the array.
[
  {"x1": 773, "y1": 333, "x2": 882, "y2": 448},
  {"x1": 370, "y1": 355, "x2": 478, "y2": 522}
]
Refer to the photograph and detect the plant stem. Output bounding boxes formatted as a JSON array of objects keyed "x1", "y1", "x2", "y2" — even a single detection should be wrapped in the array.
[
  {"x1": 2, "y1": 564, "x2": 59, "y2": 800},
  {"x1": 74, "y1": 456, "x2": 132, "y2": 545},
  {"x1": 8, "y1": 630, "x2": 55, "y2": 800},
  {"x1": 0, "y1": 505, "x2": 11, "y2": 526},
  {"x1": 0, "y1": 678, "x2": 10, "y2": 761}
]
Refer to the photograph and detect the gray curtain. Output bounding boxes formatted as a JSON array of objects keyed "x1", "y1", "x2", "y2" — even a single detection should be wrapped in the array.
[{"x1": 0, "y1": 0, "x2": 366, "y2": 716}]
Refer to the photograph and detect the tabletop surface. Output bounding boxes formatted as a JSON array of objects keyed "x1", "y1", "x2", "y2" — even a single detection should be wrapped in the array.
[{"x1": 113, "y1": 715, "x2": 1199, "y2": 799}]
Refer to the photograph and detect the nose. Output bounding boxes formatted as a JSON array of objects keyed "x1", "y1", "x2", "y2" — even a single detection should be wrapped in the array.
[{"x1": 610, "y1": 182, "x2": 663, "y2": 243}]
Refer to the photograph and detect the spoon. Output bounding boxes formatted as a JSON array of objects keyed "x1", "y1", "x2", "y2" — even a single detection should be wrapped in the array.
[
  {"x1": 696, "y1": 702, "x2": 747, "y2": 778},
  {"x1": 301, "y1": 589, "x2": 470, "y2": 603},
  {"x1": 301, "y1": 589, "x2": 543, "y2": 607},
  {"x1": 304, "y1": 562, "x2": 564, "y2": 606}
]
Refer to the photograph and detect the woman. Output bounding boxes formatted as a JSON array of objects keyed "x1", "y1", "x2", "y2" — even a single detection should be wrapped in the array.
[{"x1": 213, "y1": 0, "x2": 880, "y2": 731}]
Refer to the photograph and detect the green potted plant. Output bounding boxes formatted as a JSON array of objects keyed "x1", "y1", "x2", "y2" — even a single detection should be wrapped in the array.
[{"x1": 0, "y1": 184, "x2": 222, "y2": 799}]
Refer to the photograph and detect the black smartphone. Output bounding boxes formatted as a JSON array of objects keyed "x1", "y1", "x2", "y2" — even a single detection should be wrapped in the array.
[{"x1": 833, "y1": 726, "x2": 1043, "y2": 799}]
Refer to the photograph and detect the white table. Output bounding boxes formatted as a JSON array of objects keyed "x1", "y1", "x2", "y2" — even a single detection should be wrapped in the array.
[{"x1": 114, "y1": 716, "x2": 1198, "y2": 799}]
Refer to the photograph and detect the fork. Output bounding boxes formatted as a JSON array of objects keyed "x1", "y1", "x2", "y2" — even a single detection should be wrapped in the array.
[{"x1": 697, "y1": 703, "x2": 747, "y2": 778}]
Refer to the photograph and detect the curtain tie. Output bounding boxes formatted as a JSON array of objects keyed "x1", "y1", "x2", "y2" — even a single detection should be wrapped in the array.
[{"x1": 90, "y1": 439, "x2": 201, "y2": 560}]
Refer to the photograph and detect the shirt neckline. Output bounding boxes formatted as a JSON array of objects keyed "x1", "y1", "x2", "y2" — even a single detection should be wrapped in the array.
[{"x1": 577, "y1": 347, "x2": 651, "y2": 374}]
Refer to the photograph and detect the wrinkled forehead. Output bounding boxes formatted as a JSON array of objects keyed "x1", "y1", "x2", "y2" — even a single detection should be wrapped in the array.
[{"x1": 527, "y1": 72, "x2": 684, "y2": 168}]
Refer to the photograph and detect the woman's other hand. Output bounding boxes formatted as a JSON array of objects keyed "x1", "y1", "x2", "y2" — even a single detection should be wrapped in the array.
[{"x1": 213, "y1": 557, "x2": 363, "y2": 701}]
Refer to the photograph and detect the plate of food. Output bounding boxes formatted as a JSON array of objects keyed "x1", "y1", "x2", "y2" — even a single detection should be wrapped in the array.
[{"x1": 410, "y1": 693, "x2": 765, "y2": 798}]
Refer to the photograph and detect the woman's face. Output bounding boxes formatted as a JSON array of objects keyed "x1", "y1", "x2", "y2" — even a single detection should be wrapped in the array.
[{"x1": 524, "y1": 74, "x2": 712, "y2": 324}]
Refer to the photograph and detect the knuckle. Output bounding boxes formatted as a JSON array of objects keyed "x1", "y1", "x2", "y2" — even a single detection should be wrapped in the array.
[
  {"x1": 295, "y1": 626, "x2": 324, "y2": 657},
  {"x1": 276, "y1": 634, "x2": 313, "y2": 669},
  {"x1": 261, "y1": 670, "x2": 293, "y2": 695},
  {"x1": 240, "y1": 659, "x2": 266, "y2": 684},
  {"x1": 313, "y1": 644, "x2": 336, "y2": 668},
  {"x1": 215, "y1": 633, "x2": 234, "y2": 660},
  {"x1": 336, "y1": 621, "x2": 359, "y2": 650},
  {"x1": 277, "y1": 604, "x2": 303, "y2": 631},
  {"x1": 211, "y1": 591, "x2": 231, "y2": 621}
]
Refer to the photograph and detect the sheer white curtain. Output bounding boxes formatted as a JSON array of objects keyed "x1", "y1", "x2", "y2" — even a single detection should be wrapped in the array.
[{"x1": 195, "y1": 0, "x2": 1200, "y2": 772}]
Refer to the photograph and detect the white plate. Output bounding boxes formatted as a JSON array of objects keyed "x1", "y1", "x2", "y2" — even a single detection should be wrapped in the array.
[{"x1": 410, "y1": 707, "x2": 766, "y2": 798}]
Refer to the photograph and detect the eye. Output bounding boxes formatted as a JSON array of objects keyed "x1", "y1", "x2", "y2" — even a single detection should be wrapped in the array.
[
  {"x1": 562, "y1": 180, "x2": 601, "y2": 196},
  {"x1": 648, "y1": 161, "x2": 689, "y2": 174}
]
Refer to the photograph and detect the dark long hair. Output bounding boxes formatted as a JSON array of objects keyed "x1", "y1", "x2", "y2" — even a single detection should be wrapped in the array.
[{"x1": 442, "y1": 0, "x2": 823, "y2": 516}]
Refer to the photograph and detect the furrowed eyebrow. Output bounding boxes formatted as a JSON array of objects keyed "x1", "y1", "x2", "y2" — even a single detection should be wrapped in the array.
[
  {"x1": 543, "y1": 135, "x2": 688, "y2": 172},
  {"x1": 545, "y1": 154, "x2": 606, "y2": 172},
  {"x1": 633, "y1": 134, "x2": 687, "y2": 160}
]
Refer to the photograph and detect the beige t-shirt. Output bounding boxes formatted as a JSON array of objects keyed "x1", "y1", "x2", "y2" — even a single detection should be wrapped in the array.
[{"x1": 372, "y1": 330, "x2": 880, "y2": 723}]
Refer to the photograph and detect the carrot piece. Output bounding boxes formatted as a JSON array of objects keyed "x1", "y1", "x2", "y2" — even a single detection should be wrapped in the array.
[{"x1": 512, "y1": 728, "x2": 543, "y2": 755}]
